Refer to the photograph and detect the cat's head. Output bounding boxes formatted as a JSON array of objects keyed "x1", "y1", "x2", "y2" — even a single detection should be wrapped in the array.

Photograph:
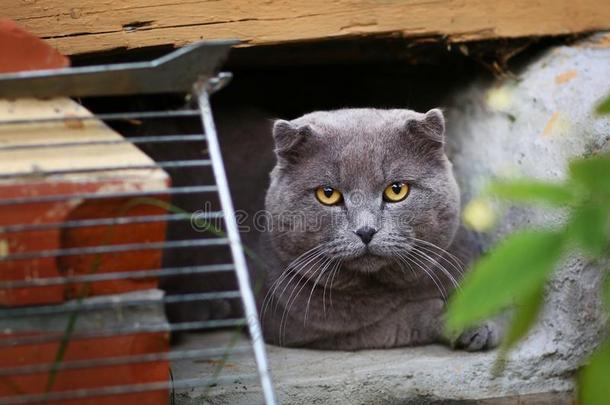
[{"x1": 264, "y1": 108, "x2": 460, "y2": 275}]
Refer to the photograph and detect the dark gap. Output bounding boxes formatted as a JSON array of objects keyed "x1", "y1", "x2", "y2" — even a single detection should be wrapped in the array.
[{"x1": 122, "y1": 20, "x2": 155, "y2": 32}]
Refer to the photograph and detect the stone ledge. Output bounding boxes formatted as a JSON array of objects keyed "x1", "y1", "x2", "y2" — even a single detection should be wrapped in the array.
[{"x1": 172, "y1": 331, "x2": 572, "y2": 404}]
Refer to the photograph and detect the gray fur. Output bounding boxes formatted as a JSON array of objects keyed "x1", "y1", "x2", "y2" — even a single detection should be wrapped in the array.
[{"x1": 259, "y1": 108, "x2": 499, "y2": 350}]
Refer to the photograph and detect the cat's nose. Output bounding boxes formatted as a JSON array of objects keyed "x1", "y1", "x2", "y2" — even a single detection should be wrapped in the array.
[{"x1": 354, "y1": 226, "x2": 377, "y2": 245}]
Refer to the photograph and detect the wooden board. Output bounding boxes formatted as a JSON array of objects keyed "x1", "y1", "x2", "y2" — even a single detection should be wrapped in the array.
[
  {"x1": 0, "y1": 98, "x2": 170, "y2": 306},
  {"x1": 0, "y1": 98, "x2": 168, "y2": 181},
  {"x1": 6, "y1": 0, "x2": 610, "y2": 55}
]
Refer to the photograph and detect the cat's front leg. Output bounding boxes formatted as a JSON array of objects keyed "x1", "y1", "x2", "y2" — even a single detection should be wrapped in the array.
[
  {"x1": 452, "y1": 320, "x2": 504, "y2": 351},
  {"x1": 411, "y1": 298, "x2": 505, "y2": 351}
]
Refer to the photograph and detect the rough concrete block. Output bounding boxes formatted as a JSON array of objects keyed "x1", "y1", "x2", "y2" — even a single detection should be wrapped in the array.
[{"x1": 446, "y1": 32, "x2": 610, "y2": 397}]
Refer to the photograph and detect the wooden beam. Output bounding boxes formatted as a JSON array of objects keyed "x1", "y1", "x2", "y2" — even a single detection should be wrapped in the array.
[{"x1": 7, "y1": 0, "x2": 610, "y2": 55}]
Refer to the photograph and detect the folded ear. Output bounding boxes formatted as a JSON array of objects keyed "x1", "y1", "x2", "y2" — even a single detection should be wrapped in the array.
[
  {"x1": 272, "y1": 119, "x2": 313, "y2": 164},
  {"x1": 405, "y1": 108, "x2": 445, "y2": 146}
]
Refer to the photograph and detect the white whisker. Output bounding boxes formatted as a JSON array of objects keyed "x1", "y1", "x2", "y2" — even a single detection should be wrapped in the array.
[
  {"x1": 305, "y1": 258, "x2": 337, "y2": 323},
  {"x1": 322, "y1": 259, "x2": 342, "y2": 317},
  {"x1": 260, "y1": 244, "x2": 325, "y2": 322},
  {"x1": 407, "y1": 236, "x2": 465, "y2": 277},
  {"x1": 272, "y1": 246, "x2": 327, "y2": 317},
  {"x1": 279, "y1": 252, "x2": 329, "y2": 345},
  {"x1": 414, "y1": 243, "x2": 465, "y2": 281},
  {"x1": 397, "y1": 250, "x2": 447, "y2": 302},
  {"x1": 410, "y1": 247, "x2": 459, "y2": 291}
]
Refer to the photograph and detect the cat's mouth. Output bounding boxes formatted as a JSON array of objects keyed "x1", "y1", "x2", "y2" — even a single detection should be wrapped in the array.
[
  {"x1": 339, "y1": 241, "x2": 418, "y2": 273},
  {"x1": 343, "y1": 249, "x2": 390, "y2": 272}
]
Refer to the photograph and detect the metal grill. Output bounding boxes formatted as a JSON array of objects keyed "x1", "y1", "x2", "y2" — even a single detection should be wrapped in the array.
[{"x1": 0, "y1": 41, "x2": 276, "y2": 404}]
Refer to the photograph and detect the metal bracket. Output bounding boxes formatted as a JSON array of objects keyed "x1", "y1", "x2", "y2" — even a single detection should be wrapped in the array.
[{"x1": 0, "y1": 40, "x2": 238, "y2": 98}]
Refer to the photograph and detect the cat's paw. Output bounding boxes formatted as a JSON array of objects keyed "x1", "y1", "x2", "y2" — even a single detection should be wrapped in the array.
[{"x1": 454, "y1": 322, "x2": 500, "y2": 352}]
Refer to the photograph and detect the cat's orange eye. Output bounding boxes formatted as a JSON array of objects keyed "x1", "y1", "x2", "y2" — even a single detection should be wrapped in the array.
[
  {"x1": 383, "y1": 182, "x2": 409, "y2": 202},
  {"x1": 315, "y1": 186, "x2": 343, "y2": 206}
]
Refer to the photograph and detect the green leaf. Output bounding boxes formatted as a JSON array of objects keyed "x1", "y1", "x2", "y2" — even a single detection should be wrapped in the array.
[
  {"x1": 569, "y1": 155, "x2": 610, "y2": 193},
  {"x1": 567, "y1": 204, "x2": 610, "y2": 257},
  {"x1": 487, "y1": 180, "x2": 575, "y2": 206},
  {"x1": 502, "y1": 286, "x2": 545, "y2": 350},
  {"x1": 493, "y1": 286, "x2": 545, "y2": 375},
  {"x1": 596, "y1": 94, "x2": 610, "y2": 115},
  {"x1": 579, "y1": 339, "x2": 610, "y2": 404},
  {"x1": 445, "y1": 230, "x2": 564, "y2": 337}
]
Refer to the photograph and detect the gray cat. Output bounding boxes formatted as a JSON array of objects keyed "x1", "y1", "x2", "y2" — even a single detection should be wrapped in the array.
[{"x1": 258, "y1": 108, "x2": 501, "y2": 351}]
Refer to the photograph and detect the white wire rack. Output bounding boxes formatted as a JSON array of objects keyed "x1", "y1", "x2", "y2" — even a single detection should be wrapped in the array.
[{"x1": 0, "y1": 41, "x2": 276, "y2": 405}]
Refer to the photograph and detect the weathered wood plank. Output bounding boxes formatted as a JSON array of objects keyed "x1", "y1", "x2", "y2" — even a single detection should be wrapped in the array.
[
  {"x1": 7, "y1": 0, "x2": 610, "y2": 55},
  {"x1": 0, "y1": 98, "x2": 167, "y2": 181}
]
